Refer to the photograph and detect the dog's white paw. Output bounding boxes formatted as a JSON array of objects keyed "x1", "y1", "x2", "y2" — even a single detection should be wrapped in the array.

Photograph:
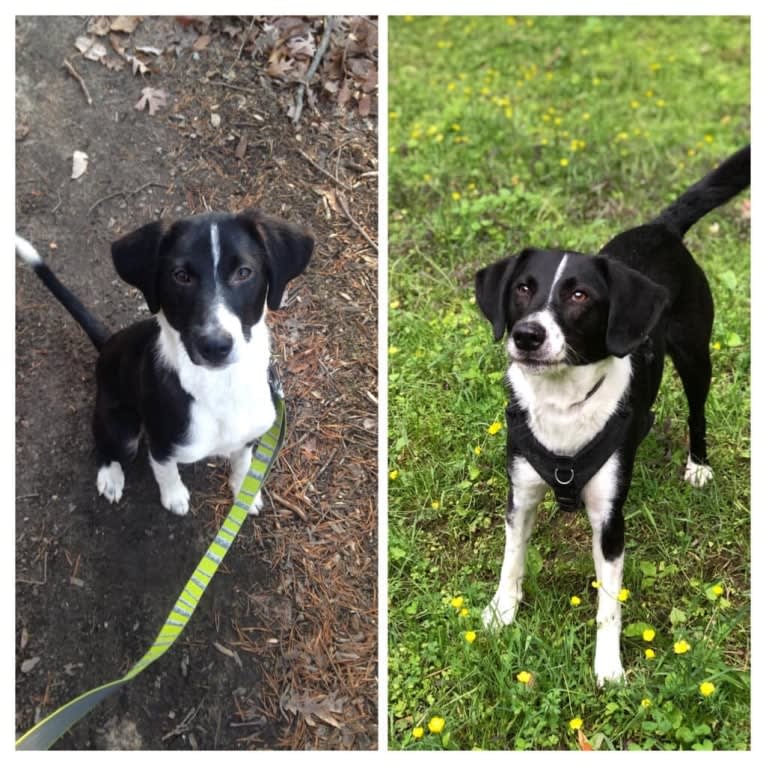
[
  {"x1": 247, "y1": 490, "x2": 264, "y2": 516},
  {"x1": 97, "y1": 462, "x2": 125, "y2": 504},
  {"x1": 684, "y1": 457, "x2": 714, "y2": 488},
  {"x1": 482, "y1": 593, "x2": 519, "y2": 630},
  {"x1": 594, "y1": 633, "x2": 625, "y2": 686},
  {"x1": 160, "y1": 482, "x2": 191, "y2": 516}
]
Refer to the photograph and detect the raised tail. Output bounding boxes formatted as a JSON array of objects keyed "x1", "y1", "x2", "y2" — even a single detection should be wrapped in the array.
[
  {"x1": 16, "y1": 235, "x2": 110, "y2": 350},
  {"x1": 652, "y1": 145, "x2": 750, "y2": 237}
]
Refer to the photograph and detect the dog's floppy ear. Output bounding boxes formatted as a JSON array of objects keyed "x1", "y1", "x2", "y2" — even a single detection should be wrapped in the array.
[
  {"x1": 111, "y1": 221, "x2": 167, "y2": 313},
  {"x1": 475, "y1": 252, "x2": 524, "y2": 341},
  {"x1": 239, "y1": 210, "x2": 313, "y2": 310},
  {"x1": 600, "y1": 257, "x2": 669, "y2": 357}
]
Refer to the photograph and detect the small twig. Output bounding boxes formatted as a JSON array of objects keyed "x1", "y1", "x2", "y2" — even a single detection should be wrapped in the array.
[
  {"x1": 208, "y1": 80, "x2": 260, "y2": 96},
  {"x1": 298, "y1": 149, "x2": 353, "y2": 192},
  {"x1": 271, "y1": 491, "x2": 308, "y2": 522},
  {"x1": 229, "y1": 16, "x2": 256, "y2": 72},
  {"x1": 292, "y1": 16, "x2": 336, "y2": 125},
  {"x1": 88, "y1": 181, "x2": 169, "y2": 216},
  {"x1": 337, "y1": 192, "x2": 378, "y2": 253},
  {"x1": 63, "y1": 59, "x2": 92, "y2": 105}
]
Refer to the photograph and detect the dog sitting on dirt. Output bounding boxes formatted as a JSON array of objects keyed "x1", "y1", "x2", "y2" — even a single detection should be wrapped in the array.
[
  {"x1": 474, "y1": 146, "x2": 749, "y2": 685},
  {"x1": 16, "y1": 210, "x2": 312, "y2": 516}
]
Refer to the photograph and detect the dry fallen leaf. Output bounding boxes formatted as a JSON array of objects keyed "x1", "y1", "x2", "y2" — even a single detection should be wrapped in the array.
[
  {"x1": 134, "y1": 87, "x2": 168, "y2": 116},
  {"x1": 577, "y1": 728, "x2": 594, "y2": 751},
  {"x1": 110, "y1": 15, "x2": 141, "y2": 34},
  {"x1": 71, "y1": 150, "x2": 89, "y2": 180},
  {"x1": 87, "y1": 16, "x2": 111, "y2": 37}
]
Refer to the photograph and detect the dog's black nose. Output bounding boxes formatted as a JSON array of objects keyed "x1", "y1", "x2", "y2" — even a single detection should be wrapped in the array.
[
  {"x1": 512, "y1": 321, "x2": 546, "y2": 351},
  {"x1": 198, "y1": 333, "x2": 234, "y2": 364}
]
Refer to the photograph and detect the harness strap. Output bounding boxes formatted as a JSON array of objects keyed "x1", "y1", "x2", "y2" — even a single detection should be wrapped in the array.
[
  {"x1": 16, "y1": 381, "x2": 286, "y2": 751},
  {"x1": 505, "y1": 399, "x2": 653, "y2": 511}
]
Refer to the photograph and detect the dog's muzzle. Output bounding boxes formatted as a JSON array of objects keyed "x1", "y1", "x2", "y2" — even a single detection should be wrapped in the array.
[{"x1": 193, "y1": 330, "x2": 234, "y2": 366}]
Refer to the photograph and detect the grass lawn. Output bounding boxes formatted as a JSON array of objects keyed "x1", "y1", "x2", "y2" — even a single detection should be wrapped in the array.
[{"x1": 387, "y1": 15, "x2": 750, "y2": 751}]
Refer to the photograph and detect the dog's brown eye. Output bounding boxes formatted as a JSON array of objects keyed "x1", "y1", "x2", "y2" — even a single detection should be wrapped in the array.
[
  {"x1": 571, "y1": 290, "x2": 589, "y2": 303},
  {"x1": 232, "y1": 266, "x2": 253, "y2": 283},
  {"x1": 516, "y1": 283, "x2": 531, "y2": 296},
  {"x1": 173, "y1": 268, "x2": 191, "y2": 285}
]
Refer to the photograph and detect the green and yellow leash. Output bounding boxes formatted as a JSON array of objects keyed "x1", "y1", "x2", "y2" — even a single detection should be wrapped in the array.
[{"x1": 16, "y1": 391, "x2": 286, "y2": 750}]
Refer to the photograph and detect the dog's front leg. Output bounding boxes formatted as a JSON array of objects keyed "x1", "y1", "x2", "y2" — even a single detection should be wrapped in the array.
[
  {"x1": 229, "y1": 445, "x2": 263, "y2": 515},
  {"x1": 584, "y1": 455, "x2": 626, "y2": 685},
  {"x1": 149, "y1": 455, "x2": 191, "y2": 516},
  {"x1": 483, "y1": 458, "x2": 546, "y2": 629}
]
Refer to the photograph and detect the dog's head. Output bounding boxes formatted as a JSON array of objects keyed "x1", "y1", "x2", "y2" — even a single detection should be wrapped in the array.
[
  {"x1": 112, "y1": 210, "x2": 313, "y2": 368},
  {"x1": 475, "y1": 248, "x2": 668, "y2": 370}
]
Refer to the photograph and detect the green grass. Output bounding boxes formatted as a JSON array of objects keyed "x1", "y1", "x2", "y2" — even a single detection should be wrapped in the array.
[{"x1": 388, "y1": 16, "x2": 750, "y2": 751}]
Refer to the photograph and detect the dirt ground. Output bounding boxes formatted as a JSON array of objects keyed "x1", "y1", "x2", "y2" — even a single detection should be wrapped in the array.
[{"x1": 15, "y1": 16, "x2": 377, "y2": 750}]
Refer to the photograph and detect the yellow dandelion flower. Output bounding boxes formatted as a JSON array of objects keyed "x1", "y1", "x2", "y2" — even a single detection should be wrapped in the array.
[
  {"x1": 699, "y1": 681, "x2": 716, "y2": 697},
  {"x1": 630, "y1": 100, "x2": 640, "y2": 109},
  {"x1": 704, "y1": 134, "x2": 714, "y2": 144},
  {"x1": 641, "y1": 698, "x2": 651, "y2": 709},
  {"x1": 711, "y1": 342, "x2": 721, "y2": 351},
  {"x1": 451, "y1": 191, "x2": 461, "y2": 201},
  {"x1": 389, "y1": 469, "x2": 399, "y2": 481},
  {"x1": 560, "y1": 158, "x2": 569, "y2": 167},
  {"x1": 674, "y1": 639, "x2": 691, "y2": 654},
  {"x1": 447, "y1": 82, "x2": 456, "y2": 92},
  {"x1": 645, "y1": 648, "x2": 656, "y2": 659},
  {"x1": 711, "y1": 583, "x2": 724, "y2": 597},
  {"x1": 459, "y1": 607, "x2": 469, "y2": 618},
  {"x1": 388, "y1": 345, "x2": 399, "y2": 355},
  {"x1": 428, "y1": 716, "x2": 445, "y2": 734},
  {"x1": 431, "y1": 500, "x2": 440, "y2": 510},
  {"x1": 464, "y1": 630, "x2": 477, "y2": 644},
  {"x1": 404, "y1": 16, "x2": 414, "y2": 22},
  {"x1": 656, "y1": 99, "x2": 666, "y2": 108},
  {"x1": 434, "y1": 134, "x2": 444, "y2": 143},
  {"x1": 642, "y1": 628, "x2": 656, "y2": 642},
  {"x1": 570, "y1": 595, "x2": 582, "y2": 606},
  {"x1": 516, "y1": 670, "x2": 533, "y2": 685},
  {"x1": 582, "y1": 112, "x2": 591, "y2": 120},
  {"x1": 487, "y1": 421, "x2": 502, "y2": 435},
  {"x1": 645, "y1": 89, "x2": 654, "y2": 98},
  {"x1": 592, "y1": 77, "x2": 601, "y2": 86},
  {"x1": 569, "y1": 717, "x2": 584, "y2": 731},
  {"x1": 506, "y1": 16, "x2": 517, "y2": 25},
  {"x1": 591, "y1": 580, "x2": 601, "y2": 589},
  {"x1": 474, "y1": 446, "x2": 482, "y2": 456},
  {"x1": 390, "y1": 299, "x2": 400, "y2": 310},
  {"x1": 412, "y1": 726, "x2": 424, "y2": 739},
  {"x1": 618, "y1": 588, "x2": 630, "y2": 602},
  {"x1": 450, "y1": 596, "x2": 464, "y2": 609},
  {"x1": 480, "y1": 86, "x2": 491, "y2": 96},
  {"x1": 650, "y1": 62, "x2": 662, "y2": 71}
]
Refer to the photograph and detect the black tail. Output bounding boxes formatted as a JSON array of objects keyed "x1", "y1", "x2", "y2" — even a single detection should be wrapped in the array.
[
  {"x1": 652, "y1": 145, "x2": 750, "y2": 237},
  {"x1": 15, "y1": 236, "x2": 111, "y2": 350}
]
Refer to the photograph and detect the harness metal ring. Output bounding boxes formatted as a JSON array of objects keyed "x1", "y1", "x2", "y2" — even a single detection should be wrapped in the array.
[{"x1": 554, "y1": 467, "x2": 575, "y2": 486}]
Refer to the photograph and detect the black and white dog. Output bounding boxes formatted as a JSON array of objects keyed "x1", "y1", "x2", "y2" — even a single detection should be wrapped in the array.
[
  {"x1": 474, "y1": 146, "x2": 749, "y2": 685},
  {"x1": 16, "y1": 210, "x2": 312, "y2": 516}
]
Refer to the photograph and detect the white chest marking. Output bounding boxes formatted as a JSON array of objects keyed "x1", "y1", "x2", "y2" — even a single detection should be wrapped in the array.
[
  {"x1": 156, "y1": 313, "x2": 275, "y2": 463},
  {"x1": 507, "y1": 355, "x2": 633, "y2": 455}
]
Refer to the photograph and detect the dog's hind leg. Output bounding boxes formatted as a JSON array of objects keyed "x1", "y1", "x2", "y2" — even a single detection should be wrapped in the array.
[
  {"x1": 667, "y1": 330, "x2": 714, "y2": 488},
  {"x1": 93, "y1": 402, "x2": 140, "y2": 504},
  {"x1": 482, "y1": 458, "x2": 546, "y2": 630}
]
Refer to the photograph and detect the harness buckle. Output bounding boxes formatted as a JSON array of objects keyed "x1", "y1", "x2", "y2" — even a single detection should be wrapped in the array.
[{"x1": 554, "y1": 466, "x2": 575, "y2": 486}]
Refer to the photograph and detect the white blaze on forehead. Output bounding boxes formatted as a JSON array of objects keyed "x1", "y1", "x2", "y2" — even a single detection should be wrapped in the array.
[
  {"x1": 210, "y1": 222, "x2": 221, "y2": 271},
  {"x1": 547, "y1": 253, "x2": 569, "y2": 304}
]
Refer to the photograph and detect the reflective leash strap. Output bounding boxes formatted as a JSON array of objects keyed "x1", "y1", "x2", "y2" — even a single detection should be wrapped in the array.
[{"x1": 16, "y1": 395, "x2": 286, "y2": 751}]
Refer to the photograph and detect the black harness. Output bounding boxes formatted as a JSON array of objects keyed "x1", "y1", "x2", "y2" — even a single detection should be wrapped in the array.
[{"x1": 505, "y1": 388, "x2": 654, "y2": 512}]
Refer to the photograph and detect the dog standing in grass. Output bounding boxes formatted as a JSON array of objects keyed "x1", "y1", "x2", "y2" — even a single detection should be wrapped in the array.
[{"x1": 475, "y1": 147, "x2": 749, "y2": 684}]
